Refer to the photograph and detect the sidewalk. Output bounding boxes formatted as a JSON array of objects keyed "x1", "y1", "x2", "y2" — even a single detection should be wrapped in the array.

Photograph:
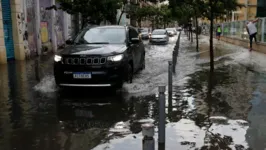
[
  {"x1": 92, "y1": 33, "x2": 266, "y2": 150},
  {"x1": 220, "y1": 35, "x2": 266, "y2": 54}
]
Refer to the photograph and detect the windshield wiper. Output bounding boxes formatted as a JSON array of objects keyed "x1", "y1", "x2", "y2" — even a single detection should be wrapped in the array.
[{"x1": 87, "y1": 42, "x2": 109, "y2": 44}]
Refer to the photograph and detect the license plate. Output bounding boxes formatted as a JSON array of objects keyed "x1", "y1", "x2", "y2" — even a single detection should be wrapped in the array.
[{"x1": 73, "y1": 72, "x2": 91, "y2": 79}]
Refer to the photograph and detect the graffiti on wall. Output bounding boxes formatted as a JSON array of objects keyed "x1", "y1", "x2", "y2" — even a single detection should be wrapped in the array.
[
  {"x1": 39, "y1": 0, "x2": 52, "y2": 51},
  {"x1": 24, "y1": 0, "x2": 37, "y2": 57},
  {"x1": 16, "y1": 12, "x2": 31, "y2": 57},
  {"x1": 54, "y1": 6, "x2": 64, "y2": 46},
  {"x1": 40, "y1": 7, "x2": 50, "y2": 22},
  {"x1": 40, "y1": 22, "x2": 49, "y2": 43}
]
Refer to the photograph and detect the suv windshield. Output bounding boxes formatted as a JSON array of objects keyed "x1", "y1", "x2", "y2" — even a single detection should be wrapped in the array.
[
  {"x1": 74, "y1": 27, "x2": 126, "y2": 44},
  {"x1": 141, "y1": 28, "x2": 149, "y2": 33},
  {"x1": 152, "y1": 30, "x2": 165, "y2": 35},
  {"x1": 166, "y1": 28, "x2": 175, "y2": 31}
]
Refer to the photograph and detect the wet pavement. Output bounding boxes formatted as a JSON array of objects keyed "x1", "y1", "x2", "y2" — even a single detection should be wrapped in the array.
[{"x1": 1, "y1": 33, "x2": 266, "y2": 150}]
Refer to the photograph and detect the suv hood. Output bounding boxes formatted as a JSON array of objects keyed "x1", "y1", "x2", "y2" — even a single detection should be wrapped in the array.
[{"x1": 59, "y1": 44, "x2": 127, "y2": 56}]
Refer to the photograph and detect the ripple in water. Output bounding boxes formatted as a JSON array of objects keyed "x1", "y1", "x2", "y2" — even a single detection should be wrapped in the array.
[{"x1": 34, "y1": 75, "x2": 57, "y2": 93}]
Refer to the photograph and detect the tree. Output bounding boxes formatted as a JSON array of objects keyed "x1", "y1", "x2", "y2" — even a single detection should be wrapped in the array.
[
  {"x1": 56, "y1": 0, "x2": 123, "y2": 27},
  {"x1": 201, "y1": 0, "x2": 240, "y2": 71},
  {"x1": 169, "y1": 0, "x2": 240, "y2": 71},
  {"x1": 158, "y1": 4, "x2": 173, "y2": 28}
]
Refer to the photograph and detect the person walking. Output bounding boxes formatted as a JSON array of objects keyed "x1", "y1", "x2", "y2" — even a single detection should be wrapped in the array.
[
  {"x1": 246, "y1": 18, "x2": 261, "y2": 51},
  {"x1": 216, "y1": 25, "x2": 222, "y2": 40}
]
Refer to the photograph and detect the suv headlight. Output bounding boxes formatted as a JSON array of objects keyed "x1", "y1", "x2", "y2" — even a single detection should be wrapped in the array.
[
  {"x1": 54, "y1": 55, "x2": 62, "y2": 62},
  {"x1": 107, "y1": 54, "x2": 124, "y2": 62}
]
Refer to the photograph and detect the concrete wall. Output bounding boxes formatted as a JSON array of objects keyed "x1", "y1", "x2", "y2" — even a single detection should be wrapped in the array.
[
  {"x1": 39, "y1": 0, "x2": 52, "y2": 52},
  {"x1": 0, "y1": 3, "x2": 7, "y2": 64},
  {"x1": 220, "y1": 36, "x2": 266, "y2": 54},
  {"x1": 11, "y1": 0, "x2": 25, "y2": 61},
  {"x1": 55, "y1": 3, "x2": 65, "y2": 46},
  {"x1": 0, "y1": 0, "x2": 127, "y2": 63},
  {"x1": 236, "y1": 0, "x2": 257, "y2": 21},
  {"x1": 24, "y1": 0, "x2": 37, "y2": 57}
]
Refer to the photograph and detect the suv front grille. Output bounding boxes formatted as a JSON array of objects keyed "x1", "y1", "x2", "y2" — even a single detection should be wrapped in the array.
[{"x1": 64, "y1": 57, "x2": 106, "y2": 65}]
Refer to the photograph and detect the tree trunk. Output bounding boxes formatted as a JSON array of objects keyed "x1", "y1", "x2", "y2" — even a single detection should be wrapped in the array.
[
  {"x1": 138, "y1": 18, "x2": 142, "y2": 28},
  {"x1": 81, "y1": 16, "x2": 87, "y2": 29},
  {"x1": 209, "y1": 6, "x2": 214, "y2": 72},
  {"x1": 188, "y1": 29, "x2": 190, "y2": 40},
  {"x1": 195, "y1": 17, "x2": 199, "y2": 52},
  {"x1": 117, "y1": 10, "x2": 124, "y2": 25},
  {"x1": 191, "y1": 30, "x2": 193, "y2": 42}
]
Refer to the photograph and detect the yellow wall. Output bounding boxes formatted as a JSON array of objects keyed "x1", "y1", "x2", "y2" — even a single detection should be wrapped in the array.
[
  {"x1": 0, "y1": 3, "x2": 7, "y2": 64},
  {"x1": 248, "y1": 6, "x2": 257, "y2": 19},
  {"x1": 236, "y1": 0, "x2": 257, "y2": 21},
  {"x1": 11, "y1": 0, "x2": 25, "y2": 61}
]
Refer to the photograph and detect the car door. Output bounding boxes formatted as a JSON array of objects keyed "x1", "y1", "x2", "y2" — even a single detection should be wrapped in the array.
[{"x1": 128, "y1": 27, "x2": 142, "y2": 72}]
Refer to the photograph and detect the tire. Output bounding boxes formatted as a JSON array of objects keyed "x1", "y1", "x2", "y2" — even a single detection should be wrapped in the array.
[{"x1": 127, "y1": 63, "x2": 133, "y2": 83}]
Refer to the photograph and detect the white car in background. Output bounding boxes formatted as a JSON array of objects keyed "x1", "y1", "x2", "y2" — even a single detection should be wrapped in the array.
[
  {"x1": 177, "y1": 27, "x2": 182, "y2": 31},
  {"x1": 166, "y1": 28, "x2": 177, "y2": 36},
  {"x1": 149, "y1": 29, "x2": 169, "y2": 45}
]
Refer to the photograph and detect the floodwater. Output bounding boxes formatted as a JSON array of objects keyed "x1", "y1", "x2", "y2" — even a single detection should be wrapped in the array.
[{"x1": 1, "y1": 33, "x2": 266, "y2": 150}]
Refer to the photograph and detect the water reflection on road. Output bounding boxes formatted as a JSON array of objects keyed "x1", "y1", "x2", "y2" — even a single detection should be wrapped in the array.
[{"x1": 1, "y1": 34, "x2": 266, "y2": 149}]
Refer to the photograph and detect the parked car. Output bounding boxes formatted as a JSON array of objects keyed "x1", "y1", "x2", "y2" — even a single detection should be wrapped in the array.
[
  {"x1": 54, "y1": 25, "x2": 145, "y2": 89},
  {"x1": 149, "y1": 29, "x2": 169, "y2": 44},
  {"x1": 166, "y1": 28, "x2": 177, "y2": 36},
  {"x1": 140, "y1": 28, "x2": 150, "y2": 40},
  {"x1": 177, "y1": 27, "x2": 182, "y2": 31}
]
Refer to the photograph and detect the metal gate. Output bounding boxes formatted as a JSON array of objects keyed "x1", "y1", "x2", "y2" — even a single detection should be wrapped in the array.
[{"x1": 1, "y1": 0, "x2": 15, "y2": 59}]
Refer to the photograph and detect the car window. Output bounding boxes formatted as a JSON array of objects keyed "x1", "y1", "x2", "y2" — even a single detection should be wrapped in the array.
[
  {"x1": 141, "y1": 28, "x2": 149, "y2": 33},
  {"x1": 129, "y1": 28, "x2": 139, "y2": 38},
  {"x1": 152, "y1": 30, "x2": 166, "y2": 35},
  {"x1": 74, "y1": 27, "x2": 126, "y2": 44},
  {"x1": 166, "y1": 28, "x2": 175, "y2": 31}
]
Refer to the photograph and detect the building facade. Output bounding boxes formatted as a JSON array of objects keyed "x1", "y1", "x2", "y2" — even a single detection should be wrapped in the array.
[
  {"x1": 232, "y1": 0, "x2": 257, "y2": 21},
  {"x1": 0, "y1": 0, "x2": 72, "y2": 64},
  {"x1": 0, "y1": 0, "x2": 133, "y2": 64}
]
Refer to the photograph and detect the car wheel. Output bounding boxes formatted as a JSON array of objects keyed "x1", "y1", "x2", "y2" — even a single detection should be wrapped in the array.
[{"x1": 127, "y1": 63, "x2": 133, "y2": 83}]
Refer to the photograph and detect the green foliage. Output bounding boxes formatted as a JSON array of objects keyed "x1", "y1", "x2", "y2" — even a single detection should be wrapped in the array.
[
  {"x1": 169, "y1": 0, "x2": 240, "y2": 24},
  {"x1": 127, "y1": 4, "x2": 174, "y2": 27},
  {"x1": 56, "y1": 0, "x2": 123, "y2": 25}
]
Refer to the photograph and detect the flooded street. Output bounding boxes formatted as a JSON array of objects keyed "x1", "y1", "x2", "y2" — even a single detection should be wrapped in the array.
[{"x1": 1, "y1": 33, "x2": 266, "y2": 150}]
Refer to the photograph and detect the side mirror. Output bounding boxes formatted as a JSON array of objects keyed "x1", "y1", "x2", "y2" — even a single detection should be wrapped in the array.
[
  {"x1": 66, "y1": 39, "x2": 74, "y2": 45},
  {"x1": 130, "y1": 37, "x2": 140, "y2": 43}
]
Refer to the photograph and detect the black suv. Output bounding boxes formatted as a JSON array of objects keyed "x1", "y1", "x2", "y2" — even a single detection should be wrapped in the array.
[{"x1": 54, "y1": 25, "x2": 145, "y2": 89}]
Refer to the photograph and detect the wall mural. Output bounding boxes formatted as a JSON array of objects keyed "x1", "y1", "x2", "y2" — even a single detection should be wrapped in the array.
[
  {"x1": 26, "y1": 0, "x2": 37, "y2": 57},
  {"x1": 55, "y1": 4, "x2": 65, "y2": 47},
  {"x1": 15, "y1": 0, "x2": 37, "y2": 58},
  {"x1": 40, "y1": 22, "x2": 49, "y2": 43},
  {"x1": 39, "y1": 0, "x2": 52, "y2": 52},
  {"x1": 16, "y1": 12, "x2": 30, "y2": 57},
  {"x1": 13, "y1": 0, "x2": 68, "y2": 56}
]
